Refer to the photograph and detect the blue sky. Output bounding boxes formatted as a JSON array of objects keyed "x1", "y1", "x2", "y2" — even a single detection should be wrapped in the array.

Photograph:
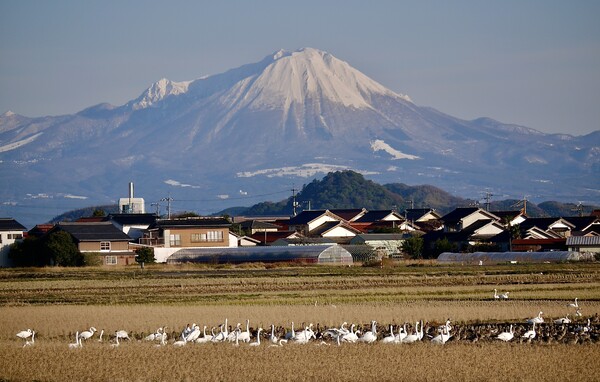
[{"x1": 1, "y1": 0, "x2": 598, "y2": 135}]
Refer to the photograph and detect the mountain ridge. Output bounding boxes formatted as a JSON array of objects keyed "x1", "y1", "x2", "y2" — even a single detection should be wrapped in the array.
[{"x1": 1, "y1": 47, "x2": 598, "y2": 229}]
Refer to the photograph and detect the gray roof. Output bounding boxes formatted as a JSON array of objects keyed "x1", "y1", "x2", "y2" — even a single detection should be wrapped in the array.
[
  {"x1": 0, "y1": 218, "x2": 26, "y2": 231},
  {"x1": 56, "y1": 222, "x2": 131, "y2": 242},
  {"x1": 151, "y1": 217, "x2": 231, "y2": 229},
  {"x1": 566, "y1": 236, "x2": 600, "y2": 246}
]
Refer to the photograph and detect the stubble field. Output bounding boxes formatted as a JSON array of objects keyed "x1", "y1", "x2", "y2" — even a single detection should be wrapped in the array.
[{"x1": 1, "y1": 262, "x2": 599, "y2": 381}]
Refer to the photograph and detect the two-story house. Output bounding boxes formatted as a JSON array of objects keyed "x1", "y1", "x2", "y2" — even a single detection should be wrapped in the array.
[{"x1": 0, "y1": 218, "x2": 27, "y2": 267}]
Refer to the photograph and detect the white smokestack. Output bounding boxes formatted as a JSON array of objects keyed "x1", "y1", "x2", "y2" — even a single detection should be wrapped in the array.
[{"x1": 129, "y1": 182, "x2": 134, "y2": 199}]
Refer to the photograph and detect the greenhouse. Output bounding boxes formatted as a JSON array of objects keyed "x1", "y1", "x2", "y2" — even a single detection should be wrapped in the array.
[
  {"x1": 166, "y1": 244, "x2": 354, "y2": 265},
  {"x1": 437, "y1": 251, "x2": 592, "y2": 264}
]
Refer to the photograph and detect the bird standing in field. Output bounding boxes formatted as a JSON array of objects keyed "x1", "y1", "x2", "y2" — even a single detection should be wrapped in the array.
[{"x1": 496, "y1": 325, "x2": 514, "y2": 342}]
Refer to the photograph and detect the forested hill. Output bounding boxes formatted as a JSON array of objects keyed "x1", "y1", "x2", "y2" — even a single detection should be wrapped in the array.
[
  {"x1": 50, "y1": 171, "x2": 598, "y2": 222},
  {"x1": 225, "y1": 170, "x2": 473, "y2": 216},
  {"x1": 222, "y1": 171, "x2": 598, "y2": 218}
]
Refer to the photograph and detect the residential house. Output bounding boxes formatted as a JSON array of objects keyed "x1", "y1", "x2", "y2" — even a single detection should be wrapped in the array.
[
  {"x1": 51, "y1": 222, "x2": 134, "y2": 265},
  {"x1": 287, "y1": 210, "x2": 346, "y2": 236},
  {"x1": 108, "y1": 213, "x2": 158, "y2": 240},
  {"x1": 492, "y1": 210, "x2": 527, "y2": 227},
  {"x1": 566, "y1": 236, "x2": 600, "y2": 254},
  {"x1": 441, "y1": 207, "x2": 501, "y2": 232},
  {"x1": 403, "y1": 208, "x2": 442, "y2": 223},
  {"x1": 239, "y1": 220, "x2": 281, "y2": 235},
  {"x1": 352, "y1": 210, "x2": 416, "y2": 232},
  {"x1": 328, "y1": 208, "x2": 368, "y2": 222},
  {"x1": 0, "y1": 218, "x2": 26, "y2": 267},
  {"x1": 142, "y1": 217, "x2": 232, "y2": 248},
  {"x1": 250, "y1": 230, "x2": 300, "y2": 246}
]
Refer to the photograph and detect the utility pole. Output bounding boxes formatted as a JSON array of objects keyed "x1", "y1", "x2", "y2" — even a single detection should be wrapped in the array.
[
  {"x1": 291, "y1": 187, "x2": 299, "y2": 216},
  {"x1": 151, "y1": 202, "x2": 160, "y2": 216},
  {"x1": 161, "y1": 195, "x2": 173, "y2": 219},
  {"x1": 483, "y1": 192, "x2": 493, "y2": 212}
]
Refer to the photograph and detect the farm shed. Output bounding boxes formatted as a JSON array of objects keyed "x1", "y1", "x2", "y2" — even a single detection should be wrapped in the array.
[
  {"x1": 437, "y1": 251, "x2": 592, "y2": 264},
  {"x1": 166, "y1": 244, "x2": 353, "y2": 265}
]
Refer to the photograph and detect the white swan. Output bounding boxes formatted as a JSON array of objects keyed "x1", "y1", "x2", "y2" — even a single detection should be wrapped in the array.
[
  {"x1": 144, "y1": 327, "x2": 162, "y2": 341},
  {"x1": 496, "y1": 325, "x2": 514, "y2": 342},
  {"x1": 185, "y1": 324, "x2": 201, "y2": 342},
  {"x1": 79, "y1": 327, "x2": 97, "y2": 341},
  {"x1": 284, "y1": 322, "x2": 296, "y2": 340},
  {"x1": 527, "y1": 311, "x2": 544, "y2": 324},
  {"x1": 522, "y1": 322, "x2": 536, "y2": 341},
  {"x1": 115, "y1": 330, "x2": 130, "y2": 340},
  {"x1": 431, "y1": 322, "x2": 452, "y2": 344},
  {"x1": 358, "y1": 321, "x2": 377, "y2": 343},
  {"x1": 212, "y1": 324, "x2": 227, "y2": 342},
  {"x1": 493, "y1": 289, "x2": 499, "y2": 299},
  {"x1": 395, "y1": 323, "x2": 408, "y2": 343},
  {"x1": 568, "y1": 298, "x2": 579, "y2": 309},
  {"x1": 341, "y1": 324, "x2": 359, "y2": 343},
  {"x1": 23, "y1": 330, "x2": 35, "y2": 347},
  {"x1": 500, "y1": 291, "x2": 510, "y2": 299},
  {"x1": 110, "y1": 332, "x2": 120, "y2": 348},
  {"x1": 227, "y1": 323, "x2": 242, "y2": 342},
  {"x1": 293, "y1": 326, "x2": 314, "y2": 344},
  {"x1": 69, "y1": 331, "x2": 82, "y2": 349},
  {"x1": 195, "y1": 326, "x2": 212, "y2": 344},
  {"x1": 381, "y1": 325, "x2": 396, "y2": 343},
  {"x1": 237, "y1": 319, "x2": 251, "y2": 343},
  {"x1": 269, "y1": 324, "x2": 279, "y2": 344},
  {"x1": 402, "y1": 321, "x2": 421, "y2": 344},
  {"x1": 97, "y1": 329, "x2": 104, "y2": 342},
  {"x1": 554, "y1": 314, "x2": 571, "y2": 325},
  {"x1": 173, "y1": 336, "x2": 186, "y2": 347},
  {"x1": 249, "y1": 328, "x2": 263, "y2": 347},
  {"x1": 16, "y1": 329, "x2": 33, "y2": 341}
]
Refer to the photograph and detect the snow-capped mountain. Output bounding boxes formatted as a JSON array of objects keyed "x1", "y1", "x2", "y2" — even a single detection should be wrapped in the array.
[{"x1": 1, "y1": 48, "x2": 598, "y2": 227}]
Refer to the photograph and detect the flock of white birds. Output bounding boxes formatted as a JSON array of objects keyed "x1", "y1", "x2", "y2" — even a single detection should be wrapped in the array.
[{"x1": 15, "y1": 294, "x2": 593, "y2": 348}]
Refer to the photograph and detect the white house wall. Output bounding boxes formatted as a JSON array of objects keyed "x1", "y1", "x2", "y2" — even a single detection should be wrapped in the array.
[
  {"x1": 308, "y1": 215, "x2": 338, "y2": 231},
  {"x1": 322, "y1": 226, "x2": 356, "y2": 238},
  {"x1": 0, "y1": 230, "x2": 24, "y2": 267}
]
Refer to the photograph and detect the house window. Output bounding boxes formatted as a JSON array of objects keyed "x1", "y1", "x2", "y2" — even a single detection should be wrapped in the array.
[
  {"x1": 100, "y1": 242, "x2": 111, "y2": 251},
  {"x1": 191, "y1": 231, "x2": 223, "y2": 242},
  {"x1": 169, "y1": 234, "x2": 181, "y2": 246},
  {"x1": 105, "y1": 256, "x2": 117, "y2": 265},
  {"x1": 8, "y1": 234, "x2": 23, "y2": 240}
]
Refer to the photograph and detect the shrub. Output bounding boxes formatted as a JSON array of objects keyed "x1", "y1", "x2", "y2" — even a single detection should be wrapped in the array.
[{"x1": 135, "y1": 247, "x2": 156, "y2": 264}]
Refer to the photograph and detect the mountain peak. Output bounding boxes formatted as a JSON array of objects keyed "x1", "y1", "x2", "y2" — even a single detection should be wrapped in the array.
[
  {"x1": 242, "y1": 47, "x2": 412, "y2": 111},
  {"x1": 130, "y1": 78, "x2": 191, "y2": 110}
]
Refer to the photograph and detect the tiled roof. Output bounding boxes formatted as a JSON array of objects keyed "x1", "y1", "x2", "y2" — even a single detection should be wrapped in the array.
[
  {"x1": 566, "y1": 236, "x2": 600, "y2": 246},
  {"x1": 109, "y1": 213, "x2": 158, "y2": 226},
  {"x1": 288, "y1": 210, "x2": 331, "y2": 225},
  {"x1": 151, "y1": 217, "x2": 231, "y2": 229},
  {"x1": 440, "y1": 207, "x2": 480, "y2": 224},
  {"x1": 328, "y1": 209, "x2": 365, "y2": 221},
  {"x1": 239, "y1": 220, "x2": 281, "y2": 230},
  {"x1": 355, "y1": 210, "x2": 401, "y2": 223},
  {"x1": 0, "y1": 218, "x2": 27, "y2": 231},
  {"x1": 404, "y1": 208, "x2": 437, "y2": 222},
  {"x1": 56, "y1": 222, "x2": 131, "y2": 241}
]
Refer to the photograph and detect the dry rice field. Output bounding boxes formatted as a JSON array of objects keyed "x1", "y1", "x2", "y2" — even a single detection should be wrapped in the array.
[{"x1": 1, "y1": 262, "x2": 599, "y2": 381}]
